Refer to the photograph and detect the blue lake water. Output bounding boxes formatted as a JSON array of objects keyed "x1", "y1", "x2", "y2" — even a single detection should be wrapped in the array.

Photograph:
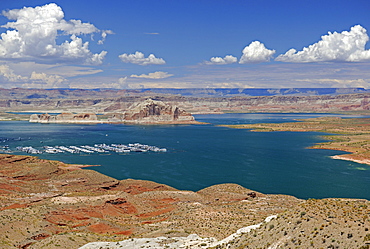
[{"x1": 1, "y1": 113, "x2": 370, "y2": 200}]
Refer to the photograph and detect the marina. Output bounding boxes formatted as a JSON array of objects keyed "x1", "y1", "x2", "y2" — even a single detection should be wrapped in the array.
[{"x1": 11, "y1": 143, "x2": 167, "y2": 155}]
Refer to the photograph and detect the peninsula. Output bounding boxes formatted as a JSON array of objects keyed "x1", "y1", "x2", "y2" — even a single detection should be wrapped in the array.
[{"x1": 223, "y1": 116, "x2": 370, "y2": 166}]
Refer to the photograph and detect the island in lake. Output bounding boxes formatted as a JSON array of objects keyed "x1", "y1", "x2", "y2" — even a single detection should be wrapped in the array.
[{"x1": 28, "y1": 99, "x2": 199, "y2": 125}]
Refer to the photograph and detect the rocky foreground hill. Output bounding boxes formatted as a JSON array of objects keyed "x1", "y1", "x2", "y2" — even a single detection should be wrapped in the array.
[{"x1": 0, "y1": 154, "x2": 368, "y2": 249}]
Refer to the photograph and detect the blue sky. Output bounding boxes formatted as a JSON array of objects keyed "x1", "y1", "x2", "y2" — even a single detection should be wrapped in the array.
[{"x1": 0, "y1": 0, "x2": 369, "y2": 89}]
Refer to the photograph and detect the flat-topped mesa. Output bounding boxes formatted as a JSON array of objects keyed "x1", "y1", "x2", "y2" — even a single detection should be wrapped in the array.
[
  {"x1": 123, "y1": 98, "x2": 196, "y2": 124},
  {"x1": 30, "y1": 113, "x2": 98, "y2": 123}
]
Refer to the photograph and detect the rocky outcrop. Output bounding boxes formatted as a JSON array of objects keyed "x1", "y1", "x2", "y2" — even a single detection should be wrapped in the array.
[
  {"x1": 30, "y1": 113, "x2": 98, "y2": 123},
  {"x1": 122, "y1": 99, "x2": 196, "y2": 124}
]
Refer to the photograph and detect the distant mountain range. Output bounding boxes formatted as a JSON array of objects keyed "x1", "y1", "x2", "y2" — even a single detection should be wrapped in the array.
[
  {"x1": 0, "y1": 87, "x2": 368, "y2": 99},
  {"x1": 140, "y1": 88, "x2": 369, "y2": 97},
  {"x1": 2, "y1": 88, "x2": 370, "y2": 114}
]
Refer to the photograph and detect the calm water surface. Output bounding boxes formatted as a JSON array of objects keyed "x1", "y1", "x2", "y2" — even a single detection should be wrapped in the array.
[{"x1": 1, "y1": 113, "x2": 369, "y2": 200}]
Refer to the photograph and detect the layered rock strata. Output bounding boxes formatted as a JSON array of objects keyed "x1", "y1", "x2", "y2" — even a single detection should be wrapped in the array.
[
  {"x1": 3, "y1": 93, "x2": 370, "y2": 114},
  {"x1": 122, "y1": 98, "x2": 196, "y2": 124}
]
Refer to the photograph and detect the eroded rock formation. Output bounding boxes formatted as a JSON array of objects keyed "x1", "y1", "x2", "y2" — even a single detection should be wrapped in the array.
[
  {"x1": 30, "y1": 113, "x2": 98, "y2": 123},
  {"x1": 122, "y1": 99, "x2": 196, "y2": 123},
  {"x1": 28, "y1": 100, "x2": 198, "y2": 124}
]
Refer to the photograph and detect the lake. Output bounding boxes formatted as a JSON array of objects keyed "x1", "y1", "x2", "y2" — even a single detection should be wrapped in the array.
[{"x1": 1, "y1": 113, "x2": 369, "y2": 200}]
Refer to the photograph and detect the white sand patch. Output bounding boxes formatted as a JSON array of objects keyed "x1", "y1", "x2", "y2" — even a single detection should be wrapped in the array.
[
  {"x1": 79, "y1": 215, "x2": 277, "y2": 249},
  {"x1": 331, "y1": 155, "x2": 370, "y2": 166},
  {"x1": 51, "y1": 195, "x2": 117, "y2": 204}
]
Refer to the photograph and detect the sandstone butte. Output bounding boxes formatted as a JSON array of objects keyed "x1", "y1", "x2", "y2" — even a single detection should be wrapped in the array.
[
  {"x1": 120, "y1": 98, "x2": 197, "y2": 124},
  {"x1": 29, "y1": 99, "x2": 200, "y2": 125},
  {"x1": 0, "y1": 153, "x2": 368, "y2": 249}
]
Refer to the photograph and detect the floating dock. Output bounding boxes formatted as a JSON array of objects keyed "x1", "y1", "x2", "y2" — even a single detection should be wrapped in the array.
[{"x1": 14, "y1": 143, "x2": 167, "y2": 155}]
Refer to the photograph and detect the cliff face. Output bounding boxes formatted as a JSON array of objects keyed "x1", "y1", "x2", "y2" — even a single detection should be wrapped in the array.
[
  {"x1": 30, "y1": 113, "x2": 98, "y2": 123},
  {"x1": 122, "y1": 99, "x2": 195, "y2": 123}
]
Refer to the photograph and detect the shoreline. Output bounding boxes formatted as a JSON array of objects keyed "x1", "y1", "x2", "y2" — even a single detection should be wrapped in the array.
[
  {"x1": 59, "y1": 163, "x2": 101, "y2": 170},
  {"x1": 330, "y1": 154, "x2": 370, "y2": 166}
]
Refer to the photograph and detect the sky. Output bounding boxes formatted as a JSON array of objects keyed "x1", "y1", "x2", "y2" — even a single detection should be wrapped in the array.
[{"x1": 0, "y1": 0, "x2": 369, "y2": 89}]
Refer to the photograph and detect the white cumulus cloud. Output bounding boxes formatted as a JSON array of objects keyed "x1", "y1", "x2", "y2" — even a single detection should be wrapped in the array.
[
  {"x1": 119, "y1": 51, "x2": 166, "y2": 65},
  {"x1": 296, "y1": 78, "x2": 370, "y2": 88},
  {"x1": 276, "y1": 25, "x2": 370, "y2": 63},
  {"x1": 239, "y1": 41, "x2": 276, "y2": 64},
  {"x1": 0, "y1": 3, "x2": 107, "y2": 65},
  {"x1": 28, "y1": 72, "x2": 68, "y2": 88},
  {"x1": 130, "y1": 71, "x2": 173, "y2": 79},
  {"x1": 205, "y1": 55, "x2": 237, "y2": 65},
  {"x1": 0, "y1": 64, "x2": 68, "y2": 88},
  {"x1": 98, "y1": 30, "x2": 114, "y2": 45},
  {"x1": 0, "y1": 64, "x2": 28, "y2": 82}
]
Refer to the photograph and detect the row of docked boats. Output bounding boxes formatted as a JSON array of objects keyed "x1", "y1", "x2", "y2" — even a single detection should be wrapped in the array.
[
  {"x1": 16, "y1": 146, "x2": 42, "y2": 154},
  {"x1": 15, "y1": 143, "x2": 167, "y2": 155}
]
